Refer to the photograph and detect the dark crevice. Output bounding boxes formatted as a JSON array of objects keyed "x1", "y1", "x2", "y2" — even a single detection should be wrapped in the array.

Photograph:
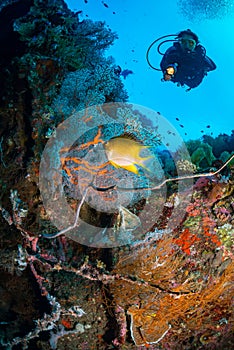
[{"x1": 21, "y1": 88, "x2": 35, "y2": 162}]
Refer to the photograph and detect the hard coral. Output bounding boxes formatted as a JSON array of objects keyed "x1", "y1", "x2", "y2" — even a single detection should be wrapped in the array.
[
  {"x1": 52, "y1": 60, "x2": 128, "y2": 119},
  {"x1": 109, "y1": 175, "x2": 233, "y2": 347},
  {"x1": 110, "y1": 230, "x2": 233, "y2": 347},
  {"x1": 174, "y1": 228, "x2": 200, "y2": 255},
  {"x1": 176, "y1": 159, "x2": 197, "y2": 173},
  {"x1": 194, "y1": 176, "x2": 210, "y2": 190}
]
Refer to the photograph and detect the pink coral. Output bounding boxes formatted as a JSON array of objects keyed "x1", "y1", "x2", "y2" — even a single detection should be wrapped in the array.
[{"x1": 194, "y1": 176, "x2": 210, "y2": 190}]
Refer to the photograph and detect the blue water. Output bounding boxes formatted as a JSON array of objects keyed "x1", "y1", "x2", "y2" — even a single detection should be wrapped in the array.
[{"x1": 66, "y1": 0, "x2": 234, "y2": 142}]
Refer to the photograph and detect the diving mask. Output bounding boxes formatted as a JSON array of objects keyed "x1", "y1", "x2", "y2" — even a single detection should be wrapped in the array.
[{"x1": 179, "y1": 38, "x2": 196, "y2": 51}]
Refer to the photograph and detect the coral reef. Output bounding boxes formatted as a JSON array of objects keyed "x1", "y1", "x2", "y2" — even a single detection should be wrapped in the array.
[
  {"x1": 108, "y1": 175, "x2": 234, "y2": 347},
  {"x1": 0, "y1": 1, "x2": 128, "y2": 347},
  {"x1": 176, "y1": 159, "x2": 197, "y2": 174},
  {"x1": 52, "y1": 59, "x2": 128, "y2": 118},
  {"x1": 0, "y1": 0, "x2": 233, "y2": 349},
  {"x1": 1, "y1": 159, "x2": 233, "y2": 349},
  {"x1": 186, "y1": 139, "x2": 216, "y2": 170}
]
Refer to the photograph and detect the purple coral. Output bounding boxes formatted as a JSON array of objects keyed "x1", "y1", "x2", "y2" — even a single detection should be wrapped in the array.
[{"x1": 194, "y1": 176, "x2": 210, "y2": 190}]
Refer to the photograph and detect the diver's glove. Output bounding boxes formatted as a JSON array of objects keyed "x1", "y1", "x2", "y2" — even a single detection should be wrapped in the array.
[{"x1": 162, "y1": 63, "x2": 178, "y2": 81}]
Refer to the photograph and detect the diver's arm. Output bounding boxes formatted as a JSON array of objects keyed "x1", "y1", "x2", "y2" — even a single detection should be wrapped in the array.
[
  {"x1": 160, "y1": 47, "x2": 179, "y2": 71},
  {"x1": 195, "y1": 45, "x2": 216, "y2": 72},
  {"x1": 204, "y1": 56, "x2": 216, "y2": 71}
]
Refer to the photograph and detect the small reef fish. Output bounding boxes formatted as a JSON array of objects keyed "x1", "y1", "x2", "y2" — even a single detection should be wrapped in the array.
[
  {"x1": 102, "y1": 1, "x2": 109, "y2": 8},
  {"x1": 120, "y1": 69, "x2": 133, "y2": 79},
  {"x1": 104, "y1": 136, "x2": 152, "y2": 175}
]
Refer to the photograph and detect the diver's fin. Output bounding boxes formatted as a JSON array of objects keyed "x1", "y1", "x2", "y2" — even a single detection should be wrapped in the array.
[
  {"x1": 109, "y1": 133, "x2": 138, "y2": 143},
  {"x1": 116, "y1": 132, "x2": 139, "y2": 142},
  {"x1": 108, "y1": 159, "x2": 121, "y2": 169},
  {"x1": 109, "y1": 159, "x2": 139, "y2": 174},
  {"x1": 121, "y1": 163, "x2": 139, "y2": 174},
  {"x1": 139, "y1": 154, "x2": 154, "y2": 173}
]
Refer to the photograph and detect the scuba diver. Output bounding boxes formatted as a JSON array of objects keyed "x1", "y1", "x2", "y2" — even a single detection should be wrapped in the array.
[{"x1": 146, "y1": 29, "x2": 216, "y2": 91}]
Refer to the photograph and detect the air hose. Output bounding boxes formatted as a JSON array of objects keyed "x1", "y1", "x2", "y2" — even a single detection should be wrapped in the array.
[{"x1": 146, "y1": 34, "x2": 177, "y2": 71}]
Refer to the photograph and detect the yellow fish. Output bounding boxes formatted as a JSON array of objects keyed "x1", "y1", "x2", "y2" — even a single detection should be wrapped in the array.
[{"x1": 104, "y1": 135, "x2": 153, "y2": 175}]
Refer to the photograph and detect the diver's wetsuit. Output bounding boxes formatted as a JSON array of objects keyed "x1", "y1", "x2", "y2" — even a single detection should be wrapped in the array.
[{"x1": 160, "y1": 42, "x2": 216, "y2": 88}]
